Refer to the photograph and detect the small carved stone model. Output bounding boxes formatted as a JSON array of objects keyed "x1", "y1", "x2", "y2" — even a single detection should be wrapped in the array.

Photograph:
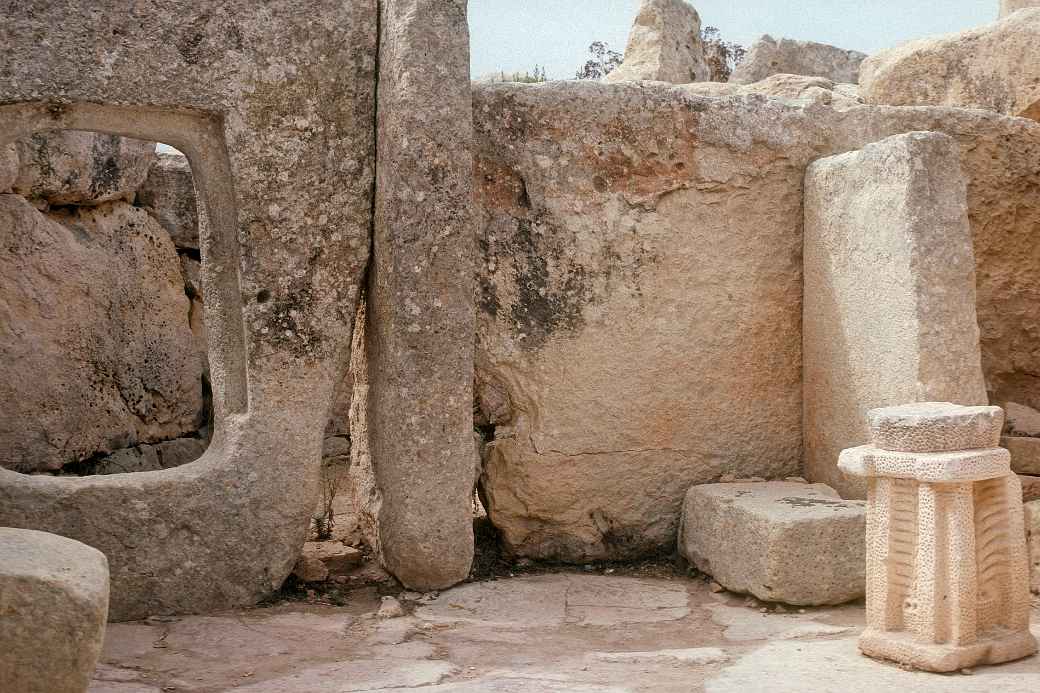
[{"x1": 840, "y1": 402, "x2": 1037, "y2": 672}]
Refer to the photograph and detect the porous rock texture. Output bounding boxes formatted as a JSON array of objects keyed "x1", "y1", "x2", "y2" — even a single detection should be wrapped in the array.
[
  {"x1": 136, "y1": 151, "x2": 201, "y2": 250},
  {"x1": 604, "y1": 0, "x2": 709, "y2": 84},
  {"x1": 13, "y1": 130, "x2": 155, "y2": 205},
  {"x1": 349, "y1": 0, "x2": 475, "y2": 590},
  {"x1": 1000, "y1": 0, "x2": 1040, "y2": 18},
  {"x1": 0, "y1": 0, "x2": 376, "y2": 620},
  {"x1": 0, "y1": 194, "x2": 203, "y2": 473},
  {"x1": 859, "y1": 9, "x2": 1040, "y2": 121},
  {"x1": 1026, "y1": 500, "x2": 1040, "y2": 593},
  {"x1": 474, "y1": 80, "x2": 1040, "y2": 560},
  {"x1": 840, "y1": 402, "x2": 1036, "y2": 672},
  {"x1": 678, "y1": 482, "x2": 866, "y2": 606},
  {"x1": 0, "y1": 528, "x2": 109, "y2": 693},
  {"x1": 681, "y1": 74, "x2": 861, "y2": 108},
  {"x1": 730, "y1": 35, "x2": 866, "y2": 85},
  {"x1": 803, "y1": 132, "x2": 987, "y2": 498}
]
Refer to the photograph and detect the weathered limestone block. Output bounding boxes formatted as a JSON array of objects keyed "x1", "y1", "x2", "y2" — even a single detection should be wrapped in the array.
[
  {"x1": 1026, "y1": 500, "x2": 1040, "y2": 593},
  {"x1": 0, "y1": 143, "x2": 16, "y2": 192},
  {"x1": 474, "y1": 80, "x2": 1040, "y2": 560},
  {"x1": 0, "y1": 0, "x2": 376, "y2": 620},
  {"x1": 136, "y1": 152, "x2": 201, "y2": 249},
  {"x1": 0, "y1": 195, "x2": 203, "y2": 473},
  {"x1": 1000, "y1": 0, "x2": 1040, "y2": 18},
  {"x1": 860, "y1": 9, "x2": 1040, "y2": 120},
  {"x1": 1002, "y1": 436, "x2": 1040, "y2": 475},
  {"x1": 13, "y1": 130, "x2": 155, "y2": 205},
  {"x1": 840, "y1": 403, "x2": 1037, "y2": 672},
  {"x1": 92, "y1": 437, "x2": 208, "y2": 475},
  {"x1": 804, "y1": 132, "x2": 987, "y2": 498},
  {"x1": 352, "y1": 0, "x2": 475, "y2": 590},
  {"x1": 604, "y1": 0, "x2": 709, "y2": 84},
  {"x1": 730, "y1": 35, "x2": 866, "y2": 85},
  {"x1": 0, "y1": 528, "x2": 109, "y2": 693},
  {"x1": 679, "y1": 482, "x2": 866, "y2": 605},
  {"x1": 681, "y1": 74, "x2": 861, "y2": 108}
]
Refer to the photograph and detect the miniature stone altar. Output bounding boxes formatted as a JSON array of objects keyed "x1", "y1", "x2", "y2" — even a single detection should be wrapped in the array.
[{"x1": 839, "y1": 402, "x2": 1037, "y2": 672}]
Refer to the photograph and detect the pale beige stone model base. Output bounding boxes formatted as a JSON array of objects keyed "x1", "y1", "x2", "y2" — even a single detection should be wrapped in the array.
[{"x1": 840, "y1": 402, "x2": 1037, "y2": 672}]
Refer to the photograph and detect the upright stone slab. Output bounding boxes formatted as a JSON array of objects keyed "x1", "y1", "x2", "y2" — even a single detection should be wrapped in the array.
[
  {"x1": 357, "y1": 0, "x2": 475, "y2": 590},
  {"x1": 0, "y1": 528, "x2": 110, "y2": 693},
  {"x1": 803, "y1": 132, "x2": 987, "y2": 498},
  {"x1": 1026, "y1": 500, "x2": 1040, "y2": 593},
  {"x1": 840, "y1": 403, "x2": 1037, "y2": 672},
  {"x1": 136, "y1": 152, "x2": 201, "y2": 250},
  {"x1": 0, "y1": 1, "x2": 376, "y2": 619},
  {"x1": 604, "y1": 0, "x2": 709, "y2": 84}
]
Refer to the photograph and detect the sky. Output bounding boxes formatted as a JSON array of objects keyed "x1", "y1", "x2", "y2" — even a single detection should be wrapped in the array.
[{"x1": 469, "y1": 0, "x2": 997, "y2": 79}]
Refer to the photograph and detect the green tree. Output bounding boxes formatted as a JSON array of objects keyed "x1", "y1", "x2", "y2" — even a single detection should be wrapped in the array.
[
  {"x1": 575, "y1": 41, "x2": 623, "y2": 80},
  {"x1": 701, "y1": 26, "x2": 746, "y2": 82}
]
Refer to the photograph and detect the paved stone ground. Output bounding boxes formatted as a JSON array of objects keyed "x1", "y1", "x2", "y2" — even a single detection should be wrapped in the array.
[{"x1": 89, "y1": 573, "x2": 1040, "y2": 693}]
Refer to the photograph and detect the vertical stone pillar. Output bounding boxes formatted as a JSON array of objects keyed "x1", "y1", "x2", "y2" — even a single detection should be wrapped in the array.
[
  {"x1": 840, "y1": 402, "x2": 1037, "y2": 672},
  {"x1": 358, "y1": 0, "x2": 476, "y2": 589}
]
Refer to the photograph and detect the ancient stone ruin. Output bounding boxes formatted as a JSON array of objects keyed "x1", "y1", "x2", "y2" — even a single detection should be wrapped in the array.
[
  {"x1": 840, "y1": 403, "x2": 1037, "y2": 671},
  {"x1": 0, "y1": 0, "x2": 1038, "y2": 690}
]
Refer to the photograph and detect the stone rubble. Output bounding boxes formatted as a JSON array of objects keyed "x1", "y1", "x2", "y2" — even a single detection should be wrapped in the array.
[{"x1": 729, "y1": 35, "x2": 866, "y2": 84}]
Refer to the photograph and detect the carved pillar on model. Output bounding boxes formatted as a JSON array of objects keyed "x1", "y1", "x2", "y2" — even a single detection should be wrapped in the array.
[{"x1": 840, "y1": 402, "x2": 1037, "y2": 672}]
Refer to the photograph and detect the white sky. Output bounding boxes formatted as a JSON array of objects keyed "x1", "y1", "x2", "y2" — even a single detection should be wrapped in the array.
[{"x1": 469, "y1": 0, "x2": 998, "y2": 79}]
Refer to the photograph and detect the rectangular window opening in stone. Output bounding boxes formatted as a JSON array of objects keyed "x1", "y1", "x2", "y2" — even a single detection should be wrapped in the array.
[{"x1": 0, "y1": 133, "x2": 212, "y2": 476}]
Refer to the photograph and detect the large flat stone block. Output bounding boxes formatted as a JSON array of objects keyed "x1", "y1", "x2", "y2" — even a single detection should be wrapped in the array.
[
  {"x1": 679, "y1": 482, "x2": 866, "y2": 606},
  {"x1": 0, "y1": 528, "x2": 109, "y2": 692},
  {"x1": 803, "y1": 131, "x2": 987, "y2": 498}
]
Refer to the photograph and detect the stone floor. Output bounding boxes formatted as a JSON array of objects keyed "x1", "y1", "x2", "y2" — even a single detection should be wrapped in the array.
[{"x1": 89, "y1": 573, "x2": 1040, "y2": 693}]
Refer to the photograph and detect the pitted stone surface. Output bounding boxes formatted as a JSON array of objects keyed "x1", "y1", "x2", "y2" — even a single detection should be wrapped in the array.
[
  {"x1": 0, "y1": 195, "x2": 203, "y2": 473},
  {"x1": 679, "y1": 482, "x2": 866, "y2": 605},
  {"x1": 1004, "y1": 437, "x2": 1040, "y2": 475},
  {"x1": 0, "y1": 528, "x2": 110, "y2": 693},
  {"x1": 351, "y1": 0, "x2": 475, "y2": 591},
  {"x1": 604, "y1": 0, "x2": 709, "y2": 84},
  {"x1": 136, "y1": 152, "x2": 201, "y2": 250},
  {"x1": 730, "y1": 35, "x2": 866, "y2": 84},
  {"x1": 841, "y1": 405, "x2": 1036, "y2": 672},
  {"x1": 860, "y1": 9, "x2": 1040, "y2": 120},
  {"x1": 867, "y1": 402, "x2": 1004, "y2": 453},
  {"x1": 12, "y1": 130, "x2": 155, "y2": 205},
  {"x1": 0, "y1": 0, "x2": 377, "y2": 619},
  {"x1": 1001, "y1": 0, "x2": 1040, "y2": 17},
  {"x1": 803, "y1": 133, "x2": 987, "y2": 497},
  {"x1": 475, "y1": 81, "x2": 1040, "y2": 560}
]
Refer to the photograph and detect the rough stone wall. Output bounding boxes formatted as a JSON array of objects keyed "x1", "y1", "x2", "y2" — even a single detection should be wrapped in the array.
[{"x1": 472, "y1": 82, "x2": 1040, "y2": 559}]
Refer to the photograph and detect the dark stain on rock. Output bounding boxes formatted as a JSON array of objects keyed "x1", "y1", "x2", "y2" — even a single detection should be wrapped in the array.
[{"x1": 509, "y1": 216, "x2": 590, "y2": 349}]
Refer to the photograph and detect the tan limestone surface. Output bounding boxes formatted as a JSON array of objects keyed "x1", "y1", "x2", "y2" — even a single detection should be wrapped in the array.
[
  {"x1": 730, "y1": 35, "x2": 866, "y2": 85},
  {"x1": 679, "y1": 482, "x2": 866, "y2": 605},
  {"x1": 840, "y1": 402, "x2": 1037, "y2": 672},
  {"x1": 136, "y1": 152, "x2": 201, "y2": 250},
  {"x1": 350, "y1": 0, "x2": 476, "y2": 590},
  {"x1": 0, "y1": 195, "x2": 203, "y2": 473},
  {"x1": 1, "y1": 528, "x2": 109, "y2": 693},
  {"x1": 859, "y1": 9, "x2": 1040, "y2": 120},
  {"x1": 0, "y1": 0, "x2": 377, "y2": 620},
  {"x1": 804, "y1": 133, "x2": 987, "y2": 497},
  {"x1": 1000, "y1": 0, "x2": 1040, "y2": 19},
  {"x1": 604, "y1": 0, "x2": 709, "y2": 84},
  {"x1": 474, "y1": 80, "x2": 1040, "y2": 559}
]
